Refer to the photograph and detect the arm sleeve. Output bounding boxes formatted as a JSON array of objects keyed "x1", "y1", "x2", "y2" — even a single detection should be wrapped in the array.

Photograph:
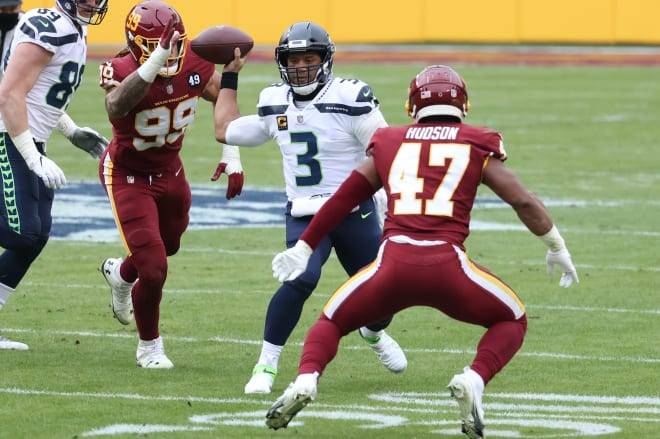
[
  {"x1": 225, "y1": 115, "x2": 271, "y2": 146},
  {"x1": 300, "y1": 170, "x2": 376, "y2": 249},
  {"x1": 353, "y1": 108, "x2": 388, "y2": 147}
]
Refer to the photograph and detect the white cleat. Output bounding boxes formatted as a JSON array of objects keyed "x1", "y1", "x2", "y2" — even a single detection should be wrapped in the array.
[
  {"x1": 0, "y1": 335, "x2": 28, "y2": 350},
  {"x1": 361, "y1": 330, "x2": 408, "y2": 373},
  {"x1": 265, "y1": 374, "x2": 317, "y2": 430},
  {"x1": 99, "y1": 258, "x2": 135, "y2": 325},
  {"x1": 136, "y1": 336, "x2": 174, "y2": 369},
  {"x1": 448, "y1": 373, "x2": 485, "y2": 439},
  {"x1": 245, "y1": 364, "x2": 277, "y2": 394}
]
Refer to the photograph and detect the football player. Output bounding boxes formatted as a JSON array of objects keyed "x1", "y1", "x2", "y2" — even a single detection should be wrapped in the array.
[
  {"x1": 97, "y1": 0, "x2": 243, "y2": 368},
  {"x1": 214, "y1": 21, "x2": 407, "y2": 394},
  {"x1": 0, "y1": 0, "x2": 109, "y2": 350},
  {"x1": 265, "y1": 65, "x2": 579, "y2": 438},
  {"x1": 0, "y1": 0, "x2": 109, "y2": 161}
]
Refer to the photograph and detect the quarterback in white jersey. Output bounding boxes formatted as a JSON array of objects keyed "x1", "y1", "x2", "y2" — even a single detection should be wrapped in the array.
[
  {"x1": 0, "y1": 0, "x2": 108, "y2": 351},
  {"x1": 214, "y1": 21, "x2": 407, "y2": 395},
  {"x1": 227, "y1": 77, "x2": 386, "y2": 201}
]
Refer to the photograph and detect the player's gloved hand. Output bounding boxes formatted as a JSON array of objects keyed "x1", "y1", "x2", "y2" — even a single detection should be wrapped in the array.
[
  {"x1": 546, "y1": 248, "x2": 579, "y2": 288},
  {"x1": 137, "y1": 16, "x2": 180, "y2": 82},
  {"x1": 26, "y1": 154, "x2": 67, "y2": 190},
  {"x1": 158, "y1": 15, "x2": 180, "y2": 51},
  {"x1": 70, "y1": 127, "x2": 109, "y2": 158},
  {"x1": 211, "y1": 144, "x2": 244, "y2": 199},
  {"x1": 272, "y1": 240, "x2": 313, "y2": 282},
  {"x1": 373, "y1": 187, "x2": 388, "y2": 230}
]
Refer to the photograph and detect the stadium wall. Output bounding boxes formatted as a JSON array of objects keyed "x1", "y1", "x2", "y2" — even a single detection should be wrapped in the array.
[{"x1": 23, "y1": 0, "x2": 659, "y2": 46}]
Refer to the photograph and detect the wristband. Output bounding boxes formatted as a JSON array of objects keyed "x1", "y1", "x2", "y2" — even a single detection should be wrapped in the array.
[
  {"x1": 12, "y1": 130, "x2": 40, "y2": 163},
  {"x1": 295, "y1": 240, "x2": 313, "y2": 256},
  {"x1": 221, "y1": 72, "x2": 238, "y2": 90},
  {"x1": 137, "y1": 44, "x2": 171, "y2": 83},
  {"x1": 220, "y1": 144, "x2": 240, "y2": 161},
  {"x1": 56, "y1": 112, "x2": 77, "y2": 138},
  {"x1": 539, "y1": 225, "x2": 566, "y2": 252}
]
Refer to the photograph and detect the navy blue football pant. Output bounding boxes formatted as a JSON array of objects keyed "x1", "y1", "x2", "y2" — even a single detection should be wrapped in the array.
[
  {"x1": 263, "y1": 197, "x2": 393, "y2": 346},
  {"x1": 0, "y1": 133, "x2": 51, "y2": 288}
]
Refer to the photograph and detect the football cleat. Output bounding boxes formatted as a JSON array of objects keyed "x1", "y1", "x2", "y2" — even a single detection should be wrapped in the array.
[
  {"x1": 245, "y1": 364, "x2": 277, "y2": 394},
  {"x1": 360, "y1": 329, "x2": 408, "y2": 373},
  {"x1": 448, "y1": 372, "x2": 485, "y2": 439},
  {"x1": 0, "y1": 334, "x2": 28, "y2": 350},
  {"x1": 99, "y1": 258, "x2": 135, "y2": 325},
  {"x1": 265, "y1": 374, "x2": 317, "y2": 430},
  {"x1": 136, "y1": 336, "x2": 173, "y2": 369}
]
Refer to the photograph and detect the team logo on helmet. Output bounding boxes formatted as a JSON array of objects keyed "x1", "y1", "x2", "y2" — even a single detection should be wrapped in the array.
[
  {"x1": 406, "y1": 65, "x2": 470, "y2": 122},
  {"x1": 125, "y1": 0, "x2": 187, "y2": 77},
  {"x1": 275, "y1": 21, "x2": 336, "y2": 96}
]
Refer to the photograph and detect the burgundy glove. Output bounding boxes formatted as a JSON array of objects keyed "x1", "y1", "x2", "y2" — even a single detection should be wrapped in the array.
[
  {"x1": 159, "y1": 15, "x2": 178, "y2": 50},
  {"x1": 211, "y1": 145, "x2": 244, "y2": 199}
]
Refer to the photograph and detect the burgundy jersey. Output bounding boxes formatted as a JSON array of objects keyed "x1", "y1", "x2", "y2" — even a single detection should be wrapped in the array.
[
  {"x1": 99, "y1": 43, "x2": 216, "y2": 173},
  {"x1": 368, "y1": 122, "x2": 506, "y2": 247}
]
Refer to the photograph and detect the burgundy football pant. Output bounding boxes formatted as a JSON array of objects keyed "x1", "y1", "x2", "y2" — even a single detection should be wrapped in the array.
[
  {"x1": 298, "y1": 237, "x2": 528, "y2": 385},
  {"x1": 100, "y1": 153, "x2": 191, "y2": 341}
]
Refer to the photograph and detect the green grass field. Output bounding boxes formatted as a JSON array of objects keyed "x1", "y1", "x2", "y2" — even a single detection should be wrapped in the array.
[{"x1": 0, "y1": 54, "x2": 658, "y2": 438}]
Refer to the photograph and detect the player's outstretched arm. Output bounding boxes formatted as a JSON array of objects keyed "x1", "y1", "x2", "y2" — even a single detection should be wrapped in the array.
[
  {"x1": 103, "y1": 16, "x2": 179, "y2": 118},
  {"x1": 214, "y1": 48, "x2": 246, "y2": 144},
  {"x1": 482, "y1": 158, "x2": 578, "y2": 287}
]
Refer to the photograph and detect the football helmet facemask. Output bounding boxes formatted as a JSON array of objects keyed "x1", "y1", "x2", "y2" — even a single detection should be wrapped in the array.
[
  {"x1": 275, "y1": 21, "x2": 335, "y2": 96},
  {"x1": 406, "y1": 65, "x2": 470, "y2": 122},
  {"x1": 57, "y1": 0, "x2": 108, "y2": 26},
  {"x1": 125, "y1": 0, "x2": 187, "y2": 76}
]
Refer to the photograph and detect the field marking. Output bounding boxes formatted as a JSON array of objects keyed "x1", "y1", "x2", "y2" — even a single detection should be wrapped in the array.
[
  {"x1": 2, "y1": 327, "x2": 658, "y2": 364},
  {"x1": 4, "y1": 387, "x2": 659, "y2": 437},
  {"x1": 532, "y1": 304, "x2": 660, "y2": 315},
  {"x1": 18, "y1": 279, "x2": 660, "y2": 315},
  {"x1": 49, "y1": 182, "x2": 659, "y2": 241}
]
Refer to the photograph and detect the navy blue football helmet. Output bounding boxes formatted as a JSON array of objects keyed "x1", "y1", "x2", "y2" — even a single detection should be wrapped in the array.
[
  {"x1": 57, "y1": 0, "x2": 108, "y2": 25},
  {"x1": 275, "y1": 21, "x2": 335, "y2": 96}
]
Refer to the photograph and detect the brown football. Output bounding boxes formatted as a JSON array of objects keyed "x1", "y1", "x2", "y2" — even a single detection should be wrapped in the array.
[{"x1": 190, "y1": 25, "x2": 254, "y2": 65}]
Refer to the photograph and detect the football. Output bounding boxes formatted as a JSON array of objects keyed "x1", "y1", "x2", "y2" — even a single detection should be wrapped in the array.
[{"x1": 190, "y1": 25, "x2": 254, "y2": 65}]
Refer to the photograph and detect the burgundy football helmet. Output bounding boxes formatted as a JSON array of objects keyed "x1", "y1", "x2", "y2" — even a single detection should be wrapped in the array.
[
  {"x1": 125, "y1": 0, "x2": 187, "y2": 76},
  {"x1": 57, "y1": 0, "x2": 108, "y2": 26},
  {"x1": 406, "y1": 65, "x2": 470, "y2": 121}
]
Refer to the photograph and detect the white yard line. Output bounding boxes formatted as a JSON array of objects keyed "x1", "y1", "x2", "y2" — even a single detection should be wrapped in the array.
[{"x1": 1, "y1": 327, "x2": 658, "y2": 364}]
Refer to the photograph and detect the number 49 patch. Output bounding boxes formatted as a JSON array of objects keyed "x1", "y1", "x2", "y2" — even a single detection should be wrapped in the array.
[{"x1": 188, "y1": 72, "x2": 202, "y2": 87}]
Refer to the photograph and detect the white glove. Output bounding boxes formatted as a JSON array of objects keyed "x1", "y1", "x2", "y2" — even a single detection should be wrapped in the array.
[
  {"x1": 70, "y1": 127, "x2": 109, "y2": 158},
  {"x1": 272, "y1": 240, "x2": 313, "y2": 282},
  {"x1": 373, "y1": 187, "x2": 387, "y2": 230},
  {"x1": 546, "y1": 248, "x2": 579, "y2": 288},
  {"x1": 26, "y1": 154, "x2": 67, "y2": 190}
]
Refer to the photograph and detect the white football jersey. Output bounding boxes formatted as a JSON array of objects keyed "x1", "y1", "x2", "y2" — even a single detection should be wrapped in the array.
[
  {"x1": 226, "y1": 77, "x2": 387, "y2": 201},
  {"x1": 0, "y1": 7, "x2": 87, "y2": 142}
]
